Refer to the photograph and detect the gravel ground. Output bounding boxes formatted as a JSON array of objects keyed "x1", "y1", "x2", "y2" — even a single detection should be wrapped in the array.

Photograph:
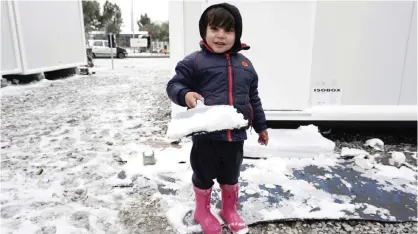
[
  {"x1": 249, "y1": 220, "x2": 417, "y2": 234},
  {"x1": 1, "y1": 58, "x2": 416, "y2": 234},
  {"x1": 1, "y1": 59, "x2": 174, "y2": 234},
  {"x1": 324, "y1": 129, "x2": 417, "y2": 166}
]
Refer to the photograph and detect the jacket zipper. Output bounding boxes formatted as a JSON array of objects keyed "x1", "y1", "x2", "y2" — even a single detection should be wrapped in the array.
[
  {"x1": 249, "y1": 103, "x2": 254, "y2": 127},
  {"x1": 246, "y1": 95, "x2": 254, "y2": 128},
  {"x1": 226, "y1": 54, "x2": 233, "y2": 142}
]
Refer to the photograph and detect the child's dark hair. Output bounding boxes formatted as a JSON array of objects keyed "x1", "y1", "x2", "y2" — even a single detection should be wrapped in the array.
[{"x1": 206, "y1": 7, "x2": 235, "y2": 31}]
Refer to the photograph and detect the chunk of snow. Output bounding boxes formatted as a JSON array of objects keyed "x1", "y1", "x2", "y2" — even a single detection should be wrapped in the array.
[
  {"x1": 354, "y1": 157, "x2": 375, "y2": 170},
  {"x1": 260, "y1": 190, "x2": 270, "y2": 197},
  {"x1": 264, "y1": 184, "x2": 275, "y2": 189},
  {"x1": 340, "y1": 178, "x2": 353, "y2": 189},
  {"x1": 245, "y1": 125, "x2": 335, "y2": 158},
  {"x1": 371, "y1": 164, "x2": 416, "y2": 182},
  {"x1": 245, "y1": 188, "x2": 257, "y2": 195},
  {"x1": 143, "y1": 149, "x2": 154, "y2": 157},
  {"x1": 166, "y1": 105, "x2": 248, "y2": 140},
  {"x1": 364, "y1": 138, "x2": 384, "y2": 151},
  {"x1": 340, "y1": 147, "x2": 369, "y2": 158},
  {"x1": 324, "y1": 173, "x2": 333, "y2": 179},
  {"x1": 389, "y1": 152, "x2": 406, "y2": 168}
]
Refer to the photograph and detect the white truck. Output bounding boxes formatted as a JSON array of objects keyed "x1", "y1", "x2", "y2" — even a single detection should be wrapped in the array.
[
  {"x1": 169, "y1": 1, "x2": 417, "y2": 123},
  {"x1": 1, "y1": 1, "x2": 87, "y2": 78}
]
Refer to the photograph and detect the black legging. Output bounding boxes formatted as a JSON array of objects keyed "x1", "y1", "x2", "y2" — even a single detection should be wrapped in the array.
[{"x1": 190, "y1": 139, "x2": 244, "y2": 190}]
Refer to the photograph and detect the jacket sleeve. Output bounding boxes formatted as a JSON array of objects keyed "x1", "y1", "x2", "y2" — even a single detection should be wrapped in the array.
[
  {"x1": 249, "y1": 70, "x2": 268, "y2": 133},
  {"x1": 166, "y1": 53, "x2": 196, "y2": 107}
]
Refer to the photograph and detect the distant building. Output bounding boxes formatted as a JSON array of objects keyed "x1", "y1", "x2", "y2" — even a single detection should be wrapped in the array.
[
  {"x1": 86, "y1": 29, "x2": 169, "y2": 53},
  {"x1": 86, "y1": 30, "x2": 149, "y2": 48}
]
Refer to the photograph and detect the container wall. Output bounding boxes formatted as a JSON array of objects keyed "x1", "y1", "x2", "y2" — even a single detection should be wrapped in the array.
[
  {"x1": 1, "y1": 1, "x2": 22, "y2": 75},
  {"x1": 309, "y1": 1, "x2": 415, "y2": 106},
  {"x1": 399, "y1": 3, "x2": 417, "y2": 105},
  {"x1": 13, "y1": 0, "x2": 86, "y2": 74}
]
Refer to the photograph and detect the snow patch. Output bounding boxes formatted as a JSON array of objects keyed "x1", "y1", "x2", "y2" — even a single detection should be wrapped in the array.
[
  {"x1": 123, "y1": 131, "x2": 417, "y2": 232},
  {"x1": 245, "y1": 188, "x2": 258, "y2": 195},
  {"x1": 107, "y1": 176, "x2": 132, "y2": 187},
  {"x1": 143, "y1": 149, "x2": 154, "y2": 157},
  {"x1": 354, "y1": 157, "x2": 375, "y2": 170},
  {"x1": 373, "y1": 164, "x2": 416, "y2": 182},
  {"x1": 245, "y1": 125, "x2": 336, "y2": 158},
  {"x1": 324, "y1": 174, "x2": 333, "y2": 179},
  {"x1": 264, "y1": 184, "x2": 276, "y2": 189},
  {"x1": 123, "y1": 142, "x2": 193, "y2": 185},
  {"x1": 340, "y1": 178, "x2": 353, "y2": 190},
  {"x1": 341, "y1": 147, "x2": 369, "y2": 158},
  {"x1": 166, "y1": 204, "x2": 201, "y2": 234},
  {"x1": 362, "y1": 204, "x2": 391, "y2": 217}
]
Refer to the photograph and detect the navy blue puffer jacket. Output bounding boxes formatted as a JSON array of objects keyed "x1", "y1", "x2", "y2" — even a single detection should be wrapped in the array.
[{"x1": 166, "y1": 41, "x2": 267, "y2": 142}]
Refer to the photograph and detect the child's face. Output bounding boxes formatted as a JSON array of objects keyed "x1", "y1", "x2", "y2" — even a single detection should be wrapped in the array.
[{"x1": 205, "y1": 25, "x2": 235, "y2": 53}]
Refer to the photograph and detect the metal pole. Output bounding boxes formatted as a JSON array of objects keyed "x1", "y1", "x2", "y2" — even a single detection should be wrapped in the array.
[
  {"x1": 131, "y1": 0, "x2": 134, "y2": 52},
  {"x1": 110, "y1": 33, "x2": 114, "y2": 70}
]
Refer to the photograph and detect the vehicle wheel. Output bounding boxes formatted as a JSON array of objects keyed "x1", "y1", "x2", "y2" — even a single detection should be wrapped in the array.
[{"x1": 118, "y1": 53, "x2": 125, "y2": 59}]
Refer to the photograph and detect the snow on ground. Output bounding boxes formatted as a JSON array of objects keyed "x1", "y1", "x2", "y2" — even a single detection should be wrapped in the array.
[
  {"x1": 131, "y1": 125, "x2": 417, "y2": 233},
  {"x1": 124, "y1": 49, "x2": 169, "y2": 58},
  {"x1": 1, "y1": 58, "x2": 416, "y2": 234},
  {"x1": 1, "y1": 58, "x2": 175, "y2": 234}
]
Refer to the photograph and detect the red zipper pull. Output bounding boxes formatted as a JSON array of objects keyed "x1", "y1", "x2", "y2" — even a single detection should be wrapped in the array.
[{"x1": 226, "y1": 54, "x2": 231, "y2": 66}]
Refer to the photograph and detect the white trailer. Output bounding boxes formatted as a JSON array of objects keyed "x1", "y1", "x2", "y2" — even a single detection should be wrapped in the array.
[
  {"x1": 169, "y1": 0, "x2": 417, "y2": 122},
  {"x1": 1, "y1": 0, "x2": 87, "y2": 76}
]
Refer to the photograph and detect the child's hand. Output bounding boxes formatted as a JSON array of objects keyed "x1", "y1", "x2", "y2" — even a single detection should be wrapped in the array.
[
  {"x1": 185, "y1": 92, "x2": 203, "y2": 108},
  {"x1": 258, "y1": 130, "x2": 269, "y2": 146}
]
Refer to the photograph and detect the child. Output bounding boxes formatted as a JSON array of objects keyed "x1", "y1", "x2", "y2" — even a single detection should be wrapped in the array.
[{"x1": 166, "y1": 3, "x2": 268, "y2": 234}]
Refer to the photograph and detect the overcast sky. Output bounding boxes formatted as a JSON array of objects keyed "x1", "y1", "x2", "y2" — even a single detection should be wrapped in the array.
[{"x1": 97, "y1": 0, "x2": 169, "y2": 33}]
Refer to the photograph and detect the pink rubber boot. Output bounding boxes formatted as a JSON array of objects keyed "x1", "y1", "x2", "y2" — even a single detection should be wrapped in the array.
[
  {"x1": 193, "y1": 187, "x2": 222, "y2": 234},
  {"x1": 220, "y1": 184, "x2": 249, "y2": 234}
]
